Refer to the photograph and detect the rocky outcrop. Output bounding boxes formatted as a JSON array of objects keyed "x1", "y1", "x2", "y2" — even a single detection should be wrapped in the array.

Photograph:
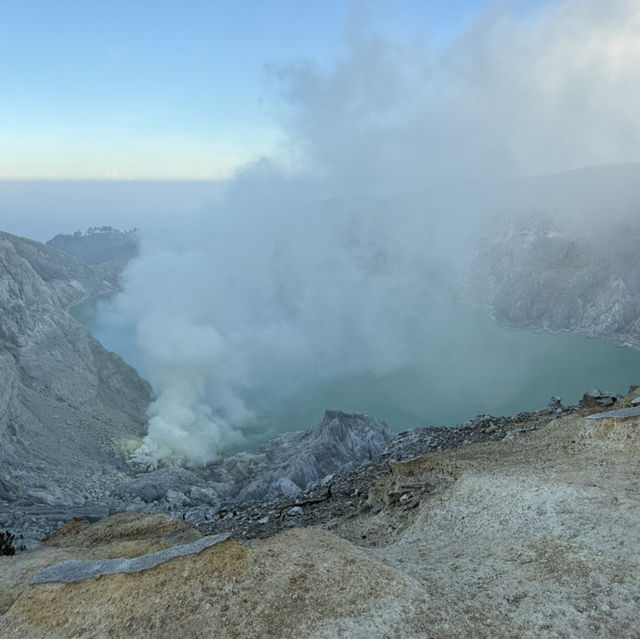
[
  {"x1": 30, "y1": 533, "x2": 230, "y2": 584},
  {"x1": 473, "y1": 165, "x2": 640, "y2": 348},
  {"x1": 1, "y1": 231, "x2": 116, "y2": 308},
  {"x1": 0, "y1": 232, "x2": 152, "y2": 512},
  {"x1": 228, "y1": 409, "x2": 393, "y2": 502},
  {"x1": 474, "y1": 216, "x2": 640, "y2": 348},
  {"x1": 4, "y1": 392, "x2": 640, "y2": 638},
  {"x1": 110, "y1": 410, "x2": 393, "y2": 517}
]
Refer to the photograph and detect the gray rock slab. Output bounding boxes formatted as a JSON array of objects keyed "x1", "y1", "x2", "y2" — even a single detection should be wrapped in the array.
[
  {"x1": 586, "y1": 406, "x2": 640, "y2": 420},
  {"x1": 30, "y1": 533, "x2": 231, "y2": 584}
]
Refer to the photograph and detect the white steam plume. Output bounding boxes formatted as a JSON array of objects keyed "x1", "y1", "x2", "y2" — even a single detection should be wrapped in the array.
[{"x1": 109, "y1": 0, "x2": 640, "y2": 463}]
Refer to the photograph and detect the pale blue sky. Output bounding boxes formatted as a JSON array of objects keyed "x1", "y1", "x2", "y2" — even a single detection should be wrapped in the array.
[{"x1": 0, "y1": 0, "x2": 549, "y2": 179}]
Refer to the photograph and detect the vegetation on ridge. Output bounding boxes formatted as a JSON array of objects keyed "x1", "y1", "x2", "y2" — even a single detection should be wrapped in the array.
[{"x1": 47, "y1": 227, "x2": 139, "y2": 265}]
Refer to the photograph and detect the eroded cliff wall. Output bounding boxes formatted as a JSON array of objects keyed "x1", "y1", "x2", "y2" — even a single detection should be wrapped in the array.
[{"x1": 0, "y1": 232, "x2": 152, "y2": 506}]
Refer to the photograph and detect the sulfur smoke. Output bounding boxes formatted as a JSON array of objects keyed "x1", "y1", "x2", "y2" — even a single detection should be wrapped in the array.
[{"x1": 106, "y1": 0, "x2": 640, "y2": 463}]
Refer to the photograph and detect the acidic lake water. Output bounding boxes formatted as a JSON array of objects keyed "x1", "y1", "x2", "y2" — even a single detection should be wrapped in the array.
[{"x1": 72, "y1": 298, "x2": 640, "y2": 449}]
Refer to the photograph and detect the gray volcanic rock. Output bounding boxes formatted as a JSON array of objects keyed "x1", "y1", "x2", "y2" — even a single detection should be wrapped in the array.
[
  {"x1": 30, "y1": 533, "x2": 231, "y2": 585},
  {"x1": 0, "y1": 231, "x2": 114, "y2": 308},
  {"x1": 111, "y1": 410, "x2": 393, "y2": 514},
  {"x1": 230, "y1": 410, "x2": 393, "y2": 503},
  {"x1": 586, "y1": 406, "x2": 640, "y2": 420},
  {"x1": 0, "y1": 232, "x2": 152, "y2": 511},
  {"x1": 112, "y1": 468, "x2": 209, "y2": 507},
  {"x1": 581, "y1": 388, "x2": 620, "y2": 408},
  {"x1": 470, "y1": 164, "x2": 640, "y2": 348},
  {"x1": 474, "y1": 215, "x2": 640, "y2": 348}
]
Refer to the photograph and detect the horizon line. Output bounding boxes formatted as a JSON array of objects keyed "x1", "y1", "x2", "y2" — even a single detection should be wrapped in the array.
[{"x1": 0, "y1": 177, "x2": 230, "y2": 183}]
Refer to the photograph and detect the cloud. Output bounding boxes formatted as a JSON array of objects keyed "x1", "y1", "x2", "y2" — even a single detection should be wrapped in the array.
[
  {"x1": 106, "y1": 0, "x2": 640, "y2": 463},
  {"x1": 273, "y1": 0, "x2": 640, "y2": 183}
]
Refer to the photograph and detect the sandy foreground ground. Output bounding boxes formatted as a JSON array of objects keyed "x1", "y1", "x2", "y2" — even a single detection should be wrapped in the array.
[{"x1": 2, "y1": 397, "x2": 640, "y2": 638}]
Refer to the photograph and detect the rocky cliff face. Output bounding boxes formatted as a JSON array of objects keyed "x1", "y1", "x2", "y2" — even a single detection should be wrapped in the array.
[
  {"x1": 0, "y1": 232, "x2": 152, "y2": 508},
  {"x1": 113, "y1": 410, "x2": 393, "y2": 517},
  {"x1": 0, "y1": 230, "x2": 394, "y2": 546},
  {"x1": 474, "y1": 209, "x2": 640, "y2": 348}
]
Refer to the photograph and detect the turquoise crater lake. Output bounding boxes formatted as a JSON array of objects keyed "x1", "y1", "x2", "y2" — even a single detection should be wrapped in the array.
[{"x1": 72, "y1": 298, "x2": 640, "y2": 449}]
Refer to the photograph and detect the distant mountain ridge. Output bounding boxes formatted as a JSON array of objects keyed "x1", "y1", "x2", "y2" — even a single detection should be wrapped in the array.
[
  {"x1": 46, "y1": 226, "x2": 140, "y2": 291},
  {"x1": 47, "y1": 226, "x2": 139, "y2": 266}
]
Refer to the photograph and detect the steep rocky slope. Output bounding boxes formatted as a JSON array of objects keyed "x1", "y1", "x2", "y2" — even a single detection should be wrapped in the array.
[
  {"x1": 46, "y1": 226, "x2": 140, "y2": 288},
  {"x1": 475, "y1": 217, "x2": 640, "y2": 348},
  {"x1": 116, "y1": 410, "x2": 393, "y2": 511},
  {"x1": 0, "y1": 232, "x2": 152, "y2": 509},
  {"x1": 0, "y1": 229, "x2": 395, "y2": 545},
  {"x1": 473, "y1": 164, "x2": 640, "y2": 347},
  {"x1": 4, "y1": 408, "x2": 392, "y2": 547},
  {"x1": 3, "y1": 390, "x2": 640, "y2": 638}
]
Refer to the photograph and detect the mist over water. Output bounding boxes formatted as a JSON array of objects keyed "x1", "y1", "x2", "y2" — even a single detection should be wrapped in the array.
[
  {"x1": 77, "y1": 295, "x2": 640, "y2": 453},
  {"x1": 101, "y1": 185, "x2": 468, "y2": 462},
  {"x1": 92, "y1": 1, "x2": 640, "y2": 463}
]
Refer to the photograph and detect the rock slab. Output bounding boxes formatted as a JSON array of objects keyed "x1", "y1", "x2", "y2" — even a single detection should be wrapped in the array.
[{"x1": 31, "y1": 533, "x2": 230, "y2": 584}]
